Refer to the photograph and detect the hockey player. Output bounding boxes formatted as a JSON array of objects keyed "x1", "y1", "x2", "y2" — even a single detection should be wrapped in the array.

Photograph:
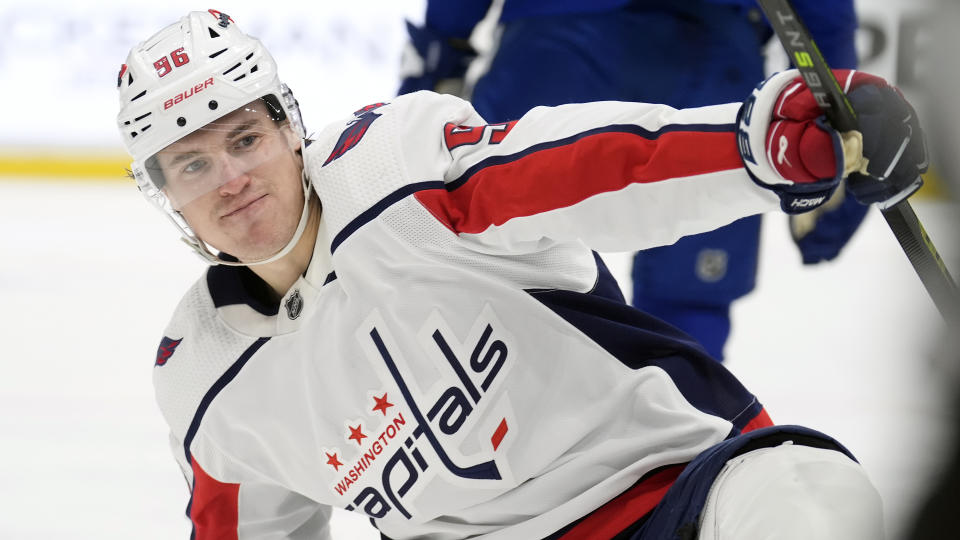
[
  {"x1": 118, "y1": 10, "x2": 926, "y2": 540},
  {"x1": 398, "y1": 0, "x2": 868, "y2": 361}
]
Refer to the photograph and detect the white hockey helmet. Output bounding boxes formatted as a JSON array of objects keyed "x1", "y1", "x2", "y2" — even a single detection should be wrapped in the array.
[{"x1": 117, "y1": 9, "x2": 308, "y2": 264}]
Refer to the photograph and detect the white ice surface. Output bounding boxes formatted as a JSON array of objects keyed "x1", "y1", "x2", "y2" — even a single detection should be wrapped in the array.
[{"x1": 0, "y1": 179, "x2": 955, "y2": 539}]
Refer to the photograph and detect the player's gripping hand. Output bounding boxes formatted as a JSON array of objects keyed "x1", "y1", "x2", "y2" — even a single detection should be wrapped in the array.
[
  {"x1": 736, "y1": 69, "x2": 928, "y2": 213},
  {"x1": 844, "y1": 81, "x2": 928, "y2": 208},
  {"x1": 397, "y1": 22, "x2": 476, "y2": 97}
]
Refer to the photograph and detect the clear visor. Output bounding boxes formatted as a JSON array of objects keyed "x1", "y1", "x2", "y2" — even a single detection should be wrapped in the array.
[{"x1": 145, "y1": 99, "x2": 298, "y2": 210}]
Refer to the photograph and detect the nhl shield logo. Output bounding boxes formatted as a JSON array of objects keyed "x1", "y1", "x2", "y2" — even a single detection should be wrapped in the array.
[
  {"x1": 285, "y1": 289, "x2": 303, "y2": 320},
  {"x1": 695, "y1": 249, "x2": 729, "y2": 283}
]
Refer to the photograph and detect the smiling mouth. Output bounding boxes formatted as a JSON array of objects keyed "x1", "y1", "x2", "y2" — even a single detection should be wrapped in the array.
[{"x1": 222, "y1": 194, "x2": 267, "y2": 218}]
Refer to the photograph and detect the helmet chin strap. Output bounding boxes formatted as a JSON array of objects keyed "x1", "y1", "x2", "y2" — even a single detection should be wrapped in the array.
[{"x1": 184, "y1": 166, "x2": 314, "y2": 267}]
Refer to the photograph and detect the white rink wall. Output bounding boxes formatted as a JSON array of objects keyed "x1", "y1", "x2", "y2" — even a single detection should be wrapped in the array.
[
  {"x1": 0, "y1": 0, "x2": 426, "y2": 148},
  {"x1": 1, "y1": 1, "x2": 957, "y2": 539},
  {"x1": 0, "y1": 0, "x2": 942, "y2": 148}
]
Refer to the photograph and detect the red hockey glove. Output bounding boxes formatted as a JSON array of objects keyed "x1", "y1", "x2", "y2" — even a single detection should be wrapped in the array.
[{"x1": 736, "y1": 69, "x2": 927, "y2": 213}]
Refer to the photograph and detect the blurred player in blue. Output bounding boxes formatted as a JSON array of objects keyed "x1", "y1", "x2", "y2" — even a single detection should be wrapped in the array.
[{"x1": 399, "y1": 0, "x2": 867, "y2": 361}]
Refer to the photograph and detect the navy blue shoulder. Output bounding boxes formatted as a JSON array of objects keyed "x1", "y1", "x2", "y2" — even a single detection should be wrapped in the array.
[{"x1": 529, "y1": 253, "x2": 760, "y2": 426}]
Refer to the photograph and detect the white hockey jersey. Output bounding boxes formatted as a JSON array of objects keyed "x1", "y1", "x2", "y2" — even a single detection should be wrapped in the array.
[{"x1": 153, "y1": 91, "x2": 780, "y2": 539}]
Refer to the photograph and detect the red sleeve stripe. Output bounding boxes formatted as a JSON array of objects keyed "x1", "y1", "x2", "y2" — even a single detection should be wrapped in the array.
[
  {"x1": 189, "y1": 460, "x2": 239, "y2": 539},
  {"x1": 415, "y1": 124, "x2": 741, "y2": 235},
  {"x1": 554, "y1": 464, "x2": 685, "y2": 540},
  {"x1": 180, "y1": 338, "x2": 270, "y2": 537},
  {"x1": 443, "y1": 123, "x2": 737, "y2": 190},
  {"x1": 740, "y1": 407, "x2": 774, "y2": 433}
]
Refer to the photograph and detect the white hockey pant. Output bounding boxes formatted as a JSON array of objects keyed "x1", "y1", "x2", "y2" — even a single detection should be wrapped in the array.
[{"x1": 698, "y1": 442, "x2": 884, "y2": 540}]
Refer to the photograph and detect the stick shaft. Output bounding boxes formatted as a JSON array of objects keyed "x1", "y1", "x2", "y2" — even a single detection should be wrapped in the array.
[{"x1": 757, "y1": 0, "x2": 959, "y2": 320}]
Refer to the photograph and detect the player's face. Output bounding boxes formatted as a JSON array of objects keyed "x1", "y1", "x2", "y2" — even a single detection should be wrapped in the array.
[{"x1": 155, "y1": 102, "x2": 304, "y2": 262}]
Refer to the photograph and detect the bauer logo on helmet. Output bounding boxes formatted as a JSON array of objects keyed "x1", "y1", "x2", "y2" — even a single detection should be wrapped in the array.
[{"x1": 163, "y1": 77, "x2": 215, "y2": 110}]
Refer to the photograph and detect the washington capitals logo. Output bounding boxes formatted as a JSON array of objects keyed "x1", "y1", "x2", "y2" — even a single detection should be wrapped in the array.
[
  {"x1": 155, "y1": 336, "x2": 183, "y2": 366},
  {"x1": 323, "y1": 102, "x2": 387, "y2": 166}
]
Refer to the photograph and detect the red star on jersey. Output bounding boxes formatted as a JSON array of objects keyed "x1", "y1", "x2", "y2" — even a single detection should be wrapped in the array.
[
  {"x1": 372, "y1": 393, "x2": 393, "y2": 416},
  {"x1": 348, "y1": 424, "x2": 367, "y2": 446},
  {"x1": 325, "y1": 452, "x2": 343, "y2": 472}
]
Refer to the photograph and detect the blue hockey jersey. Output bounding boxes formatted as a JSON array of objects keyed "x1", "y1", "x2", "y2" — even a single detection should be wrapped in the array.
[{"x1": 424, "y1": 0, "x2": 857, "y2": 69}]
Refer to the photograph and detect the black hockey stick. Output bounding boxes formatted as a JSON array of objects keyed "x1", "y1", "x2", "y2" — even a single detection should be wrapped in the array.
[{"x1": 756, "y1": 0, "x2": 959, "y2": 321}]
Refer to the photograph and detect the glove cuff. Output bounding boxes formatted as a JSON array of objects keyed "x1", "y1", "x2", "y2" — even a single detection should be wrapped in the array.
[
  {"x1": 742, "y1": 165, "x2": 840, "y2": 214},
  {"x1": 737, "y1": 70, "x2": 805, "y2": 187},
  {"x1": 737, "y1": 70, "x2": 844, "y2": 214}
]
